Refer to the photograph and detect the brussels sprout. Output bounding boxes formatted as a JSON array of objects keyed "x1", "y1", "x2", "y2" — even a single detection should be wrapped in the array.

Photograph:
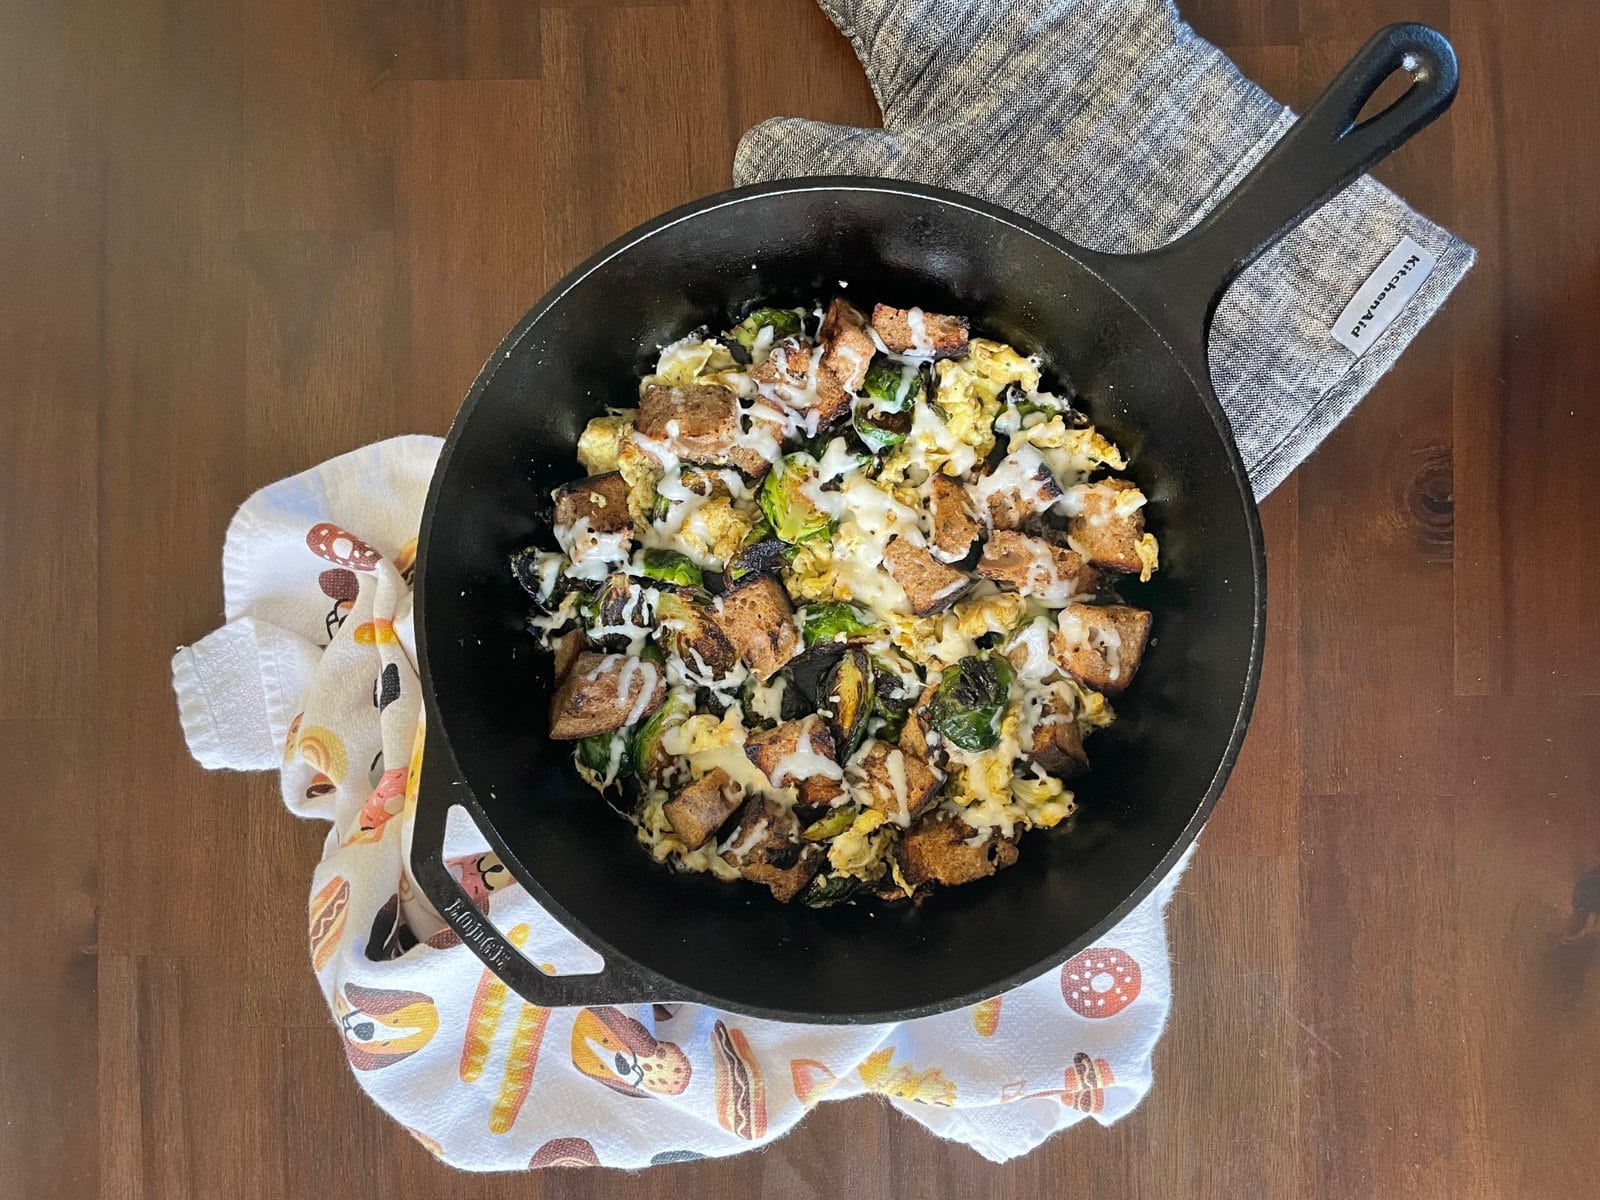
[
  {"x1": 853, "y1": 403, "x2": 911, "y2": 454},
  {"x1": 928, "y1": 654, "x2": 1015, "y2": 752},
  {"x1": 801, "y1": 601, "x2": 878, "y2": 647},
  {"x1": 638, "y1": 547, "x2": 704, "y2": 588},
  {"x1": 509, "y1": 546, "x2": 570, "y2": 604},
  {"x1": 800, "y1": 872, "x2": 860, "y2": 908},
  {"x1": 820, "y1": 649, "x2": 875, "y2": 754},
  {"x1": 869, "y1": 654, "x2": 918, "y2": 740},
  {"x1": 582, "y1": 572, "x2": 654, "y2": 650},
  {"x1": 728, "y1": 306, "x2": 803, "y2": 351},
  {"x1": 862, "y1": 358, "x2": 924, "y2": 413},
  {"x1": 630, "y1": 691, "x2": 694, "y2": 782},
  {"x1": 757, "y1": 454, "x2": 833, "y2": 545},
  {"x1": 653, "y1": 588, "x2": 737, "y2": 678},
  {"x1": 575, "y1": 729, "x2": 633, "y2": 789},
  {"x1": 802, "y1": 804, "x2": 860, "y2": 842}
]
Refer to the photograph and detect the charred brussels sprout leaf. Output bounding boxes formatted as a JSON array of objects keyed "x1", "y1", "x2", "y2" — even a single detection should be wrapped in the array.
[
  {"x1": 821, "y1": 649, "x2": 875, "y2": 754},
  {"x1": 728, "y1": 307, "x2": 803, "y2": 351},
  {"x1": 801, "y1": 601, "x2": 878, "y2": 647},
  {"x1": 638, "y1": 548, "x2": 703, "y2": 588},
  {"x1": 630, "y1": 691, "x2": 693, "y2": 782},
  {"x1": 853, "y1": 403, "x2": 911, "y2": 453},
  {"x1": 862, "y1": 358, "x2": 924, "y2": 412},
  {"x1": 800, "y1": 872, "x2": 860, "y2": 907},
  {"x1": 757, "y1": 454, "x2": 832, "y2": 545},
  {"x1": 510, "y1": 546, "x2": 570, "y2": 604},
  {"x1": 575, "y1": 730, "x2": 633, "y2": 789},
  {"x1": 801, "y1": 804, "x2": 859, "y2": 842},
  {"x1": 726, "y1": 519, "x2": 796, "y2": 583},
  {"x1": 929, "y1": 654, "x2": 1015, "y2": 752}
]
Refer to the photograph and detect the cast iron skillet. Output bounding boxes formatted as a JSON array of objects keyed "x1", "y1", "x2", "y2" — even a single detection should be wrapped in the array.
[{"x1": 410, "y1": 25, "x2": 1457, "y2": 1023}]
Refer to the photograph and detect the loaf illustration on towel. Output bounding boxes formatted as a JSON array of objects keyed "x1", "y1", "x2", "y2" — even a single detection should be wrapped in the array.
[
  {"x1": 336, "y1": 983, "x2": 439, "y2": 1071},
  {"x1": 712, "y1": 1020, "x2": 767, "y2": 1139},
  {"x1": 569, "y1": 1007, "x2": 691, "y2": 1097}
]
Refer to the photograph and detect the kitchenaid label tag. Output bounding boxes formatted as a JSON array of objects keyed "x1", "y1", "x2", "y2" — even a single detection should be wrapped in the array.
[{"x1": 1332, "y1": 235, "x2": 1436, "y2": 355}]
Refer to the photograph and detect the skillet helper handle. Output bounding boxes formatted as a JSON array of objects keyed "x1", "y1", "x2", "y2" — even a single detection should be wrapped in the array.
[
  {"x1": 1118, "y1": 22, "x2": 1459, "y2": 370},
  {"x1": 409, "y1": 720, "x2": 662, "y2": 1008}
]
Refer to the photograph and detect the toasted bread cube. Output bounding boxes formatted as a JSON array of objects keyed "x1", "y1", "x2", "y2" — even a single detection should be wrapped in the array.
[
  {"x1": 748, "y1": 337, "x2": 816, "y2": 402},
  {"x1": 663, "y1": 767, "x2": 745, "y2": 850},
  {"x1": 849, "y1": 741, "x2": 941, "y2": 826},
  {"x1": 744, "y1": 714, "x2": 845, "y2": 807},
  {"x1": 819, "y1": 299, "x2": 873, "y2": 390},
  {"x1": 1066, "y1": 478, "x2": 1148, "y2": 573},
  {"x1": 977, "y1": 530, "x2": 1100, "y2": 603},
  {"x1": 973, "y1": 447, "x2": 1063, "y2": 530},
  {"x1": 553, "y1": 471, "x2": 633, "y2": 536},
  {"x1": 713, "y1": 575, "x2": 799, "y2": 681},
  {"x1": 719, "y1": 794, "x2": 825, "y2": 902},
  {"x1": 897, "y1": 682, "x2": 940, "y2": 759},
  {"x1": 551, "y1": 629, "x2": 584, "y2": 683},
  {"x1": 1024, "y1": 691, "x2": 1089, "y2": 778},
  {"x1": 1052, "y1": 603, "x2": 1152, "y2": 694},
  {"x1": 870, "y1": 304, "x2": 969, "y2": 357},
  {"x1": 637, "y1": 382, "x2": 740, "y2": 464},
  {"x1": 895, "y1": 809, "x2": 1019, "y2": 888},
  {"x1": 928, "y1": 473, "x2": 980, "y2": 562},
  {"x1": 883, "y1": 536, "x2": 973, "y2": 616},
  {"x1": 548, "y1": 651, "x2": 666, "y2": 739}
]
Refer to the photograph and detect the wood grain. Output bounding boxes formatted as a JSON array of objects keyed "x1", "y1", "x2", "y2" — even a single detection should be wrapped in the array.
[{"x1": 2, "y1": 0, "x2": 1597, "y2": 1196}]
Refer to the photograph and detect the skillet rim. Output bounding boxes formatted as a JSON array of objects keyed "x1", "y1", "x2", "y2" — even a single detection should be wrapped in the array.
[{"x1": 414, "y1": 175, "x2": 1267, "y2": 1022}]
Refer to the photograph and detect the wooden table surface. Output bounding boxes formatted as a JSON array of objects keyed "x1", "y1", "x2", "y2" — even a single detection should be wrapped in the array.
[{"x1": 4, "y1": 0, "x2": 1596, "y2": 1196}]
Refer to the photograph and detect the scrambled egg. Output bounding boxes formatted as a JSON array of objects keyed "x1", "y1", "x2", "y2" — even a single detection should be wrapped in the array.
[
  {"x1": 577, "y1": 412, "x2": 635, "y2": 474},
  {"x1": 1135, "y1": 532, "x2": 1160, "y2": 582},
  {"x1": 1023, "y1": 416, "x2": 1128, "y2": 476},
  {"x1": 616, "y1": 438, "x2": 664, "y2": 524},
  {"x1": 828, "y1": 807, "x2": 891, "y2": 881},
  {"x1": 643, "y1": 336, "x2": 738, "y2": 388},
  {"x1": 1011, "y1": 767, "x2": 1076, "y2": 828},
  {"x1": 674, "y1": 493, "x2": 755, "y2": 566},
  {"x1": 965, "y1": 338, "x2": 1041, "y2": 393}
]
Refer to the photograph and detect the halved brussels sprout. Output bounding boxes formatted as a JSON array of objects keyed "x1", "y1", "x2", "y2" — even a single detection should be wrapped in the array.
[
  {"x1": 653, "y1": 588, "x2": 736, "y2": 677},
  {"x1": 757, "y1": 454, "x2": 833, "y2": 545},
  {"x1": 821, "y1": 648, "x2": 875, "y2": 754},
  {"x1": 584, "y1": 572, "x2": 652, "y2": 649},
  {"x1": 575, "y1": 729, "x2": 633, "y2": 789},
  {"x1": 799, "y1": 871, "x2": 860, "y2": 907},
  {"x1": 928, "y1": 653, "x2": 1015, "y2": 752},
  {"x1": 869, "y1": 653, "x2": 919, "y2": 740},
  {"x1": 630, "y1": 690, "x2": 694, "y2": 782},
  {"x1": 728, "y1": 307, "x2": 803, "y2": 351},
  {"x1": 801, "y1": 601, "x2": 878, "y2": 647},
  {"x1": 862, "y1": 358, "x2": 925, "y2": 412},
  {"x1": 638, "y1": 547, "x2": 704, "y2": 588},
  {"x1": 801, "y1": 804, "x2": 860, "y2": 842}
]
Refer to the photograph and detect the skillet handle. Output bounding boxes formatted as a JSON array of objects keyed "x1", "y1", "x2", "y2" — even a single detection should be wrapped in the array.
[
  {"x1": 409, "y1": 719, "x2": 666, "y2": 1008},
  {"x1": 1110, "y1": 22, "x2": 1459, "y2": 373}
]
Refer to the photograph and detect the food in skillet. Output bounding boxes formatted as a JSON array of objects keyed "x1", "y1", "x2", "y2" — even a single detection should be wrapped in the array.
[{"x1": 511, "y1": 298, "x2": 1158, "y2": 905}]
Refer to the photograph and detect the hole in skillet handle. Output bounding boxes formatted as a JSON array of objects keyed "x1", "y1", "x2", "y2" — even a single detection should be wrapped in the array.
[
  {"x1": 409, "y1": 715, "x2": 669, "y2": 1008},
  {"x1": 1091, "y1": 22, "x2": 1460, "y2": 383}
]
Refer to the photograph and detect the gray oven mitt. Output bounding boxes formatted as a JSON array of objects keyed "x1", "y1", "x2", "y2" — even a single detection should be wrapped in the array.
[{"x1": 734, "y1": 0, "x2": 1473, "y2": 496}]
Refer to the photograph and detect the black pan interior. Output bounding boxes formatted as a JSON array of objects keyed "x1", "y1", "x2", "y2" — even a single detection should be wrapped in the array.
[{"x1": 417, "y1": 183, "x2": 1262, "y2": 1021}]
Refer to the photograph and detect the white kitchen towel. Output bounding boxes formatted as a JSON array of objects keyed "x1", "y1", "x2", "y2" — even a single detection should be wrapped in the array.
[
  {"x1": 174, "y1": 436, "x2": 1190, "y2": 1168},
  {"x1": 734, "y1": 0, "x2": 1474, "y2": 495}
]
